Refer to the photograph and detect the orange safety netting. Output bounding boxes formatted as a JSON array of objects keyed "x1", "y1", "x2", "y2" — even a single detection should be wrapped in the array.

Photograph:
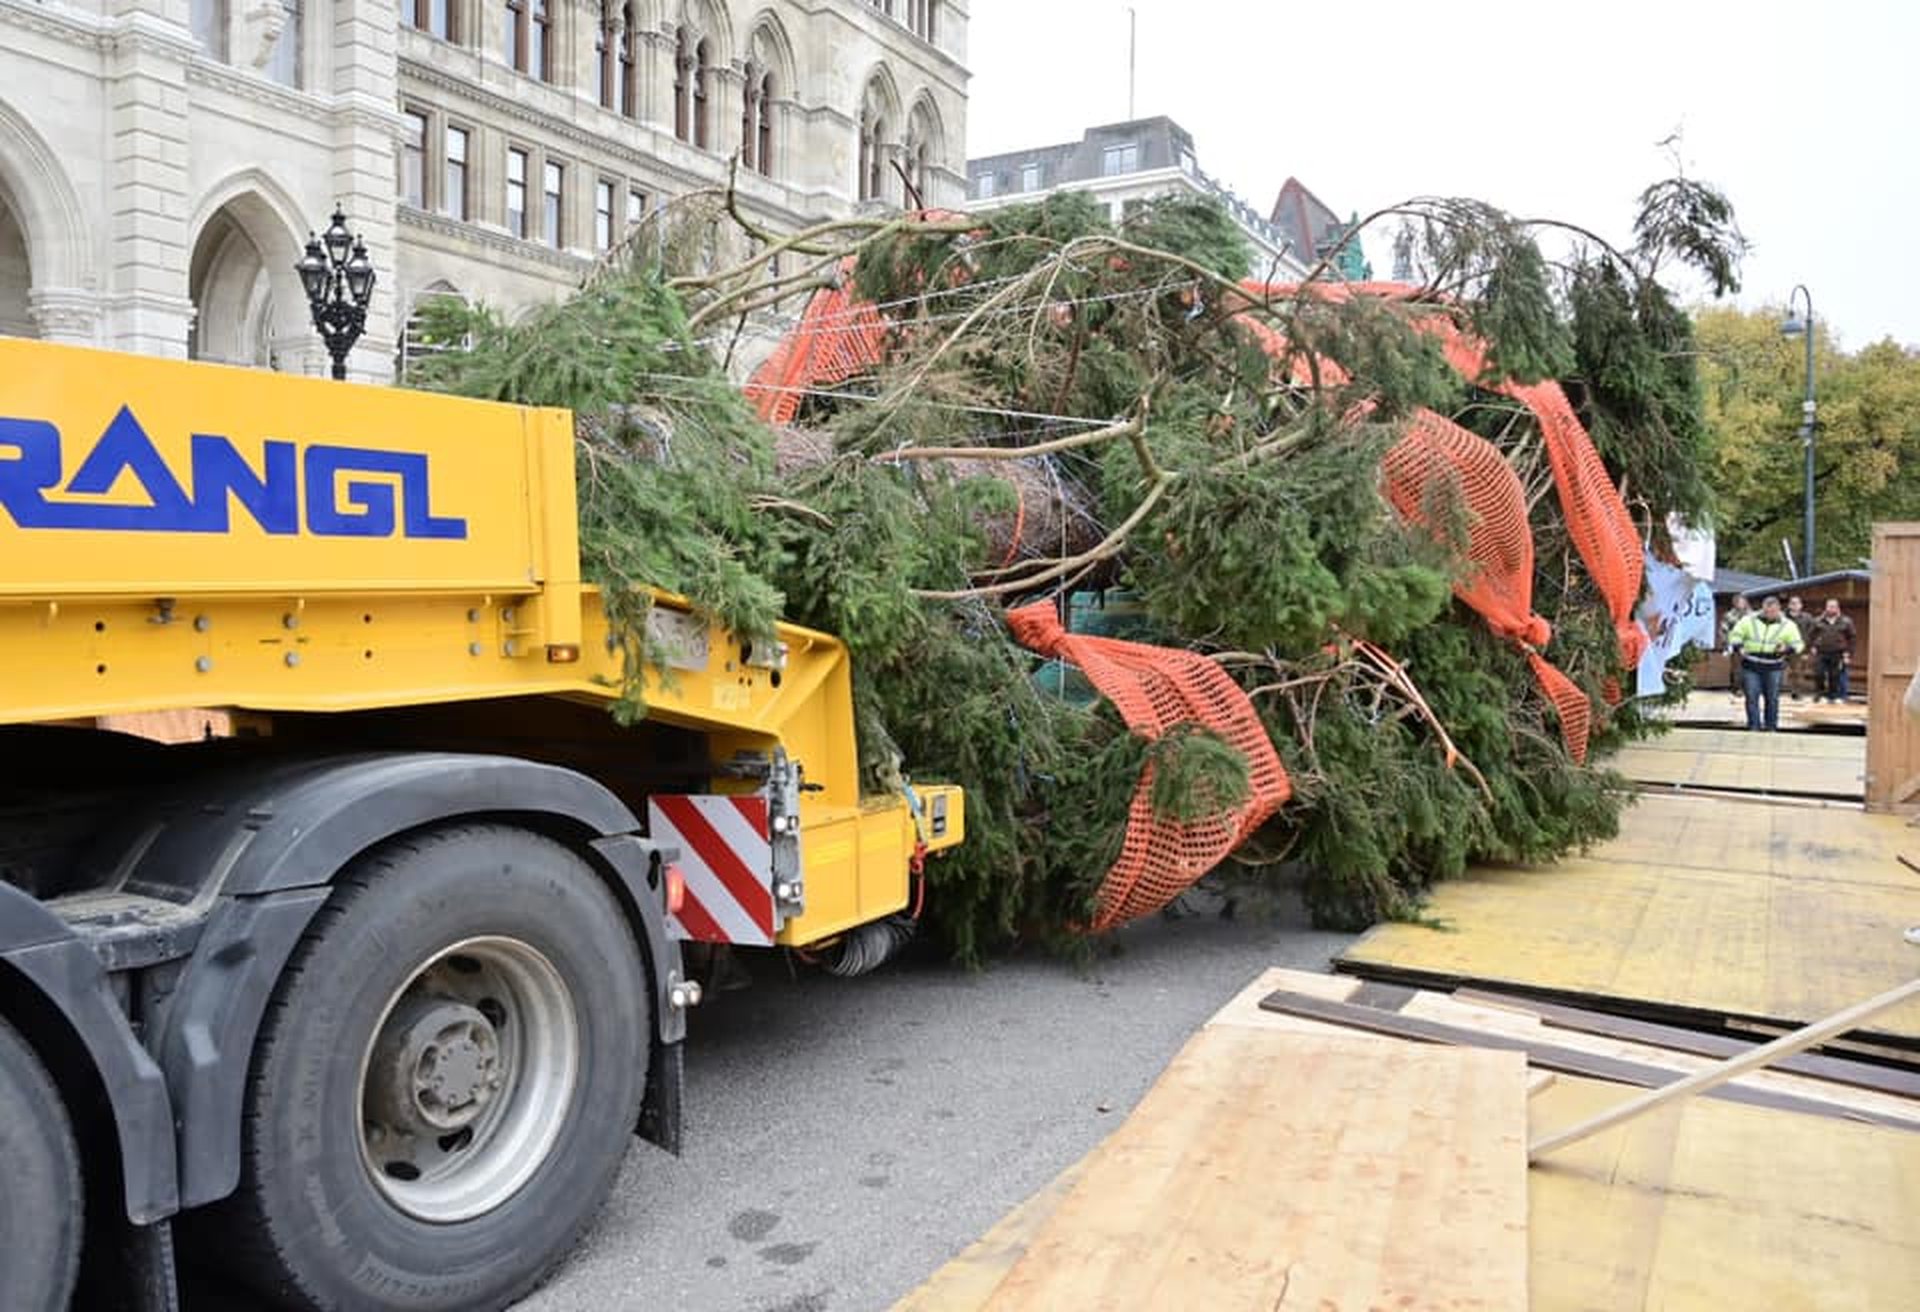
[
  {"x1": 748, "y1": 272, "x2": 1647, "y2": 921},
  {"x1": 1244, "y1": 282, "x2": 1648, "y2": 687},
  {"x1": 1378, "y1": 409, "x2": 1593, "y2": 761},
  {"x1": 1236, "y1": 280, "x2": 1656, "y2": 758},
  {"x1": 744, "y1": 258, "x2": 889, "y2": 426},
  {"x1": 1417, "y1": 316, "x2": 1648, "y2": 687},
  {"x1": 1004, "y1": 600, "x2": 1291, "y2": 931}
]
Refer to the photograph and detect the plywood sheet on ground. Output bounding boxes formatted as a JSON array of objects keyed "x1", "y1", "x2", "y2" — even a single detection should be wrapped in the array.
[
  {"x1": 1631, "y1": 728, "x2": 1866, "y2": 758},
  {"x1": 1529, "y1": 1073, "x2": 1920, "y2": 1311},
  {"x1": 899, "y1": 968, "x2": 1920, "y2": 1312},
  {"x1": 1649, "y1": 693, "x2": 1866, "y2": 731},
  {"x1": 1338, "y1": 793, "x2": 1920, "y2": 1040},
  {"x1": 1611, "y1": 727, "x2": 1865, "y2": 798},
  {"x1": 976, "y1": 1028, "x2": 1529, "y2": 1312}
]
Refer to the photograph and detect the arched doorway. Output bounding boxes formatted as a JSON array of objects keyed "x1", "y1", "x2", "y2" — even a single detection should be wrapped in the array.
[
  {"x1": 397, "y1": 279, "x2": 468, "y2": 382},
  {"x1": 0, "y1": 185, "x2": 32, "y2": 338},
  {"x1": 187, "y1": 190, "x2": 311, "y2": 370},
  {"x1": 0, "y1": 102, "x2": 97, "y2": 344}
]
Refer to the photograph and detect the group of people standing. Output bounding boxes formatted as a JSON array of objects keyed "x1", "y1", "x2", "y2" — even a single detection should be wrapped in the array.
[{"x1": 1719, "y1": 594, "x2": 1857, "y2": 731}]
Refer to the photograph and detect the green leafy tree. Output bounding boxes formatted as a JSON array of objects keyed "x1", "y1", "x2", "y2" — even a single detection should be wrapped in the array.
[{"x1": 1699, "y1": 307, "x2": 1920, "y2": 573}]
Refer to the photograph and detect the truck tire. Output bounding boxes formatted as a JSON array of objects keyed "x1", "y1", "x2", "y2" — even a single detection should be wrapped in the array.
[
  {"x1": 0, "y1": 1015, "x2": 83, "y2": 1312},
  {"x1": 207, "y1": 824, "x2": 650, "y2": 1311}
]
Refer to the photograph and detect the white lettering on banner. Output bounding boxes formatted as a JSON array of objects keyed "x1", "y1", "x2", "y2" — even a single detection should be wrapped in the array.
[{"x1": 1635, "y1": 551, "x2": 1717, "y2": 698}]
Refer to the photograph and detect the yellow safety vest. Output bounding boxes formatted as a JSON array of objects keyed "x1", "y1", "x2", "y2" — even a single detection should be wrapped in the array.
[{"x1": 1729, "y1": 615, "x2": 1801, "y2": 662}]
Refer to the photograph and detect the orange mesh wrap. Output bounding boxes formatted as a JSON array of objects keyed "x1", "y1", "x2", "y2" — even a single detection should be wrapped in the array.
[
  {"x1": 1005, "y1": 601, "x2": 1291, "y2": 931},
  {"x1": 744, "y1": 259, "x2": 889, "y2": 426},
  {"x1": 1241, "y1": 280, "x2": 1648, "y2": 679},
  {"x1": 1423, "y1": 322, "x2": 1649, "y2": 681},
  {"x1": 1378, "y1": 410, "x2": 1592, "y2": 762},
  {"x1": 1380, "y1": 412, "x2": 1545, "y2": 648},
  {"x1": 1234, "y1": 289, "x2": 1594, "y2": 761}
]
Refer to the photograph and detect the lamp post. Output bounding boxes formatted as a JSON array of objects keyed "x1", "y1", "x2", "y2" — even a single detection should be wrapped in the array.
[
  {"x1": 1780, "y1": 285, "x2": 1816, "y2": 577},
  {"x1": 295, "y1": 206, "x2": 376, "y2": 381}
]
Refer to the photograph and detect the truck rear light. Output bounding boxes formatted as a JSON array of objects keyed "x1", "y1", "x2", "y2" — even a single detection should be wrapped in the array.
[
  {"x1": 664, "y1": 863, "x2": 686, "y2": 917},
  {"x1": 545, "y1": 643, "x2": 581, "y2": 663}
]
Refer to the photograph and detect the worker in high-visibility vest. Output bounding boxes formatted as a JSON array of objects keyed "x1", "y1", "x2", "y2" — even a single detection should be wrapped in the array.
[{"x1": 1726, "y1": 594, "x2": 1806, "y2": 732}]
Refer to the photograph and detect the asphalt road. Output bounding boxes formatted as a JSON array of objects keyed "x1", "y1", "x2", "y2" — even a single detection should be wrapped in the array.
[{"x1": 513, "y1": 886, "x2": 1354, "y2": 1312}]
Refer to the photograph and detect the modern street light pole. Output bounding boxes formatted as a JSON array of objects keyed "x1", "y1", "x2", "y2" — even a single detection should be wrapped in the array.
[
  {"x1": 1780, "y1": 285, "x2": 1816, "y2": 577},
  {"x1": 295, "y1": 207, "x2": 376, "y2": 381}
]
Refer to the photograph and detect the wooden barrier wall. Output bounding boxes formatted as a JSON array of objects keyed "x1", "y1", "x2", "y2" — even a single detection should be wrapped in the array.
[{"x1": 1866, "y1": 522, "x2": 1920, "y2": 814}]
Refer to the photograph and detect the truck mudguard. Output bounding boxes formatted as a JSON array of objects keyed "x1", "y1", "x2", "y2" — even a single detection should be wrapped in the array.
[
  {"x1": 86, "y1": 753, "x2": 679, "y2": 1212},
  {"x1": 0, "y1": 883, "x2": 180, "y2": 1223}
]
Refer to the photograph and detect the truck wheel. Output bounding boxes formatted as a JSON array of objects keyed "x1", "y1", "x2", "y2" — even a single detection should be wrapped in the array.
[
  {"x1": 0, "y1": 1016, "x2": 83, "y2": 1312},
  {"x1": 212, "y1": 824, "x2": 650, "y2": 1311}
]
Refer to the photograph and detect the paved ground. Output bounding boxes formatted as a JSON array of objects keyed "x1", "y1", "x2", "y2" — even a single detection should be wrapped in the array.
[{"x1": 514, "y1": 885, "x2": 1353, "y2": 1312}]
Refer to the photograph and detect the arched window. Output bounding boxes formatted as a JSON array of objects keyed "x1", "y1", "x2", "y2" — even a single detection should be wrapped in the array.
[
  {"x1": 740, "y1": 63, "x2": 759, "y2": 171},
  {"x1": 398, "y1": 283, "x2": 470, "y2": 383},
  {"x1": 857, "y1": 75, "x2": 900, "y2": 203},
  {"x1": 904, "y1": 98, "x2": 944, "y2": 209},
  {"x1": 858, "y1": 109, "x2": 886, "y2": 201},
  {"x1": 693, "y1": 37, "x2": 711, "y2": 149},
  {"x1": 756, "y1": 70, "x2": 775, "y2": 176},
  {"x1": 531, "y1": 0, "x2": 550, "y2": 80},
  {"x1": 595, "y1": 1, "x2": 613, "y2": 107},
  {"x1": 619, "y1": 2, "x2": 638, "y2": 117},
  {"x1": 741, "y1": 64, "x2": 775, "y2": 176},
  {"x1": 0, "y1": 191, "x2": 34, "y2": 340},
  {"x1": 674, "y1": 27, "x2": 693, "y2": 141}
]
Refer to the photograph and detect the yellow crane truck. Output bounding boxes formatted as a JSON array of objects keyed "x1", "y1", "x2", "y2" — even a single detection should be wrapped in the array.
[{"x1": 0, "y1": 337, "x2": 962, "y2": 1312}]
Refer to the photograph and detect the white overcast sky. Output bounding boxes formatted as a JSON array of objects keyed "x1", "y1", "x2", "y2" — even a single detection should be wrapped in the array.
[{"x1": 964, "y1": 0, "x2": 1919, "y2": 349}]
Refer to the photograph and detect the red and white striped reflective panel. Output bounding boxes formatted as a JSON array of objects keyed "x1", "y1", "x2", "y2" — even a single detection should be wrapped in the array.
[{"x1": 649, "y1": 794, "x2": 775, "y2": 946}]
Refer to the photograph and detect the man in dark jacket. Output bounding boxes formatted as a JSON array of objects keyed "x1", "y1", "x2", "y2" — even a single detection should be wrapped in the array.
[
  {"x1": 1808, "y1": 599, "x2": 1857, "y2": 703},
  {"x1": 1784, "y1": 596, "x2": 1817, "y2": 698},
  {"x1": 1719, "y1": 594, "x2": 1753, "y2": 701}
]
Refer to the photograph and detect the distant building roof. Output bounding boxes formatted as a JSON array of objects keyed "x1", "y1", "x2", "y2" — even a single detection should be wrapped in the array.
[
  {"x1": 965, "y1": 116, "x2": 1304, "y2": 276},
  {"x1": 1709, "y1": 567, "x2": 1790, "y2": 597},
  {"x1": 1713, "y1": 566, "x2": 1871, "y2": 597},
  {"x1": 1781, "y1": 568, "x2": 1872, "y2": 591},
  {"x1": 1269, "y1": 176, "x2": 1369, "y2": 279},
  {"x1": 968, "y1": 116, "x2": 1200, "y2": 195}
]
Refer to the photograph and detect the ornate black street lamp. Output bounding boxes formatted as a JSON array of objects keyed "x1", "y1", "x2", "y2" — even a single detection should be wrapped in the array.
[{"x1": 296, "y1": 207, "x2": 376, "y2": 381}]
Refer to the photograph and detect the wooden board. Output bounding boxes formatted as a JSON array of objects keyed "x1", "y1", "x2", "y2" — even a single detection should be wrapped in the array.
[
  {"x1": 898, "y1": 968, "x2": 1920, "y2": 1312},
  {"x1": 1866, "y1": 522, "x2": 1920, "y2": 814},
  {"x1": 1529, "y1": 1073, "x2": 1920, "y2": 1311},
  {"x1": 1611, "y1": 727, "x2": 1865, "y2": 799},
  {"x1": 1648, "y1": 693, "x2": 1866, "y2": 732},
  {"x1": 893, "y1": 1161, "x2": 1090, "y2": 1312},
  {"x1": 1455, "y1": 988, "x2": 1920, "y2": 1098},
  {"x1": 1625, "y1": 728, "x2": 1866, "y2": 759},
  {"x1": 978, "y1": 1027, "x2": 1529, "y2": 1312},
  {"x1": 1251, "y1": 983, "x2": 1920, "y2": 1129},
  {"x1": 1338, "y1": 792, "x2": 1920, "y2": 1041}
]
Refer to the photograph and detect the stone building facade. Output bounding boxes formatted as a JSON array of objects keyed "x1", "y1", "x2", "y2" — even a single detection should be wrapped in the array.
[{"x1": 0, "y1": 0, "x2": 967, "y2": 381}]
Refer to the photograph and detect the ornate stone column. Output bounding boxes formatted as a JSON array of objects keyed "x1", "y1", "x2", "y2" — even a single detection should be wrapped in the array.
[
  {"x1": 329, "y1": 0, "x2": 401, "y2": 382},
  {"x1": 104, "y1": 0, "x2": 198, "y2": 356},
  {"x1": 28, "y1": 289, "x2": 108, "y2": 346}
]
